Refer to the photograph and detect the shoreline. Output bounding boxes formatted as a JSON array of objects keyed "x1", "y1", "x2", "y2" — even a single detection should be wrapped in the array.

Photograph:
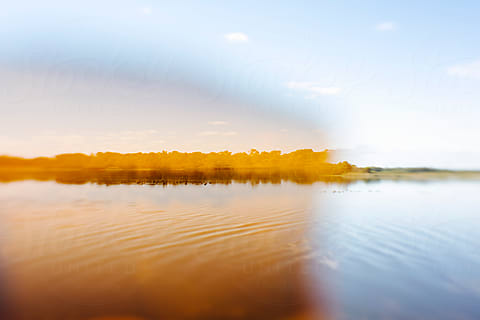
[{"x1": 1, "y1": 167, "x2": 480, "y2": 185}]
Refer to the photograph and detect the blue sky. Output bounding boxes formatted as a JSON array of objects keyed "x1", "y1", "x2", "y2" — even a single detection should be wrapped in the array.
[{"x1": 1, "y1": 1, "x2": 480, "y2": 168}]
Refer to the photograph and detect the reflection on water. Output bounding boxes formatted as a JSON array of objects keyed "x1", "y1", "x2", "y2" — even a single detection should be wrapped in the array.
[
  {"x1": 310, "y1": 180, "x2": 480, "y2": 320},
  {"x1": 0, "y1": 181, "x2": 328, "y2": 320},
  {"x1": 1, "y1": 177, "x2": 480, "y2": 319},
  {"x1": 0, "y1": 169, "x2": 349, "y2": 185}
]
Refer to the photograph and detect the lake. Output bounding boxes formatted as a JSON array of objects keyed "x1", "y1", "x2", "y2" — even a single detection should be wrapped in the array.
[{"x1": 0, "y1": 176, "x2": 479, "y2": 319}]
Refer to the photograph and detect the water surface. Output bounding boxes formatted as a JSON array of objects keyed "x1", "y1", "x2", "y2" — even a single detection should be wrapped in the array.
[{"x1": 0, "y1": 177, "x2": 479, "y2": 319}]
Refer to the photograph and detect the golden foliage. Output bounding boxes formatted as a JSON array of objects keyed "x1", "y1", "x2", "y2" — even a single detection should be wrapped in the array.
[{"x1": 0, "y1": 149, "x2": 353, "y2": 175}]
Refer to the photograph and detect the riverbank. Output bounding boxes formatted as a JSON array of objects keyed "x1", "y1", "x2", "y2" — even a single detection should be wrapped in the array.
[{"x1": 343, "y1": 167, "x2": 480, "y2": 182}]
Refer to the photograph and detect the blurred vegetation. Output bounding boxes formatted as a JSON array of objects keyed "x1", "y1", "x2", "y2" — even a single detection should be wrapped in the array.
[
  {"x1": 0, "y1": 149, "x2": 353, "y2": 174},
  {"x1": 2, "y1": 151, "x2": 479, "y2": 185},
  {"x1": 0, "y1": 149, "x2": 356, "y2": 185},
  {"x1": 0, "y1": 168, "x2": 353, "y2": 185}
]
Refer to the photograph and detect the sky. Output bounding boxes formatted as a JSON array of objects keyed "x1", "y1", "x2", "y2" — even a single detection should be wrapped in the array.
[{"x1": 1, "y1": 0, "x2": 480, "y2": 169}]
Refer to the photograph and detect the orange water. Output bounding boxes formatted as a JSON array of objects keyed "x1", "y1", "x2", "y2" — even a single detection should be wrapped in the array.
[
  {"x1": 3, "y1": 179, "x2": 480, "y2": 319},
  {"x1": 0, "y1": 181, "x2": 330, "y2": 319}
]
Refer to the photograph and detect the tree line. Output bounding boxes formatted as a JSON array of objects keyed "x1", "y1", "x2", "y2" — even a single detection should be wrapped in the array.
[{"x1": 0, "y1": 149, "x2": 353, "y2": 175}]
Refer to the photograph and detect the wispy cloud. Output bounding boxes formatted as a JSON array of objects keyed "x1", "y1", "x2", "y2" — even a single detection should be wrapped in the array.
[
  {"x1": 318, "y1": 256, "x2": 339, "y2": 270},
  {"x1": 376, "y1": 21, "x2": 395, "y2": 31},
  {"x1": 0, "y1": 129, "x2": 166, "y2": 156},
  {"x1": 208, "y1": 121, "x2": 229, "y2": 126},
  {"x1": 198, "y1": 131, "x2": 218, "y2": 136},
  {"x1": 224, "y1": 32, "x2": 249, "y2": 43},
  {"x1": 140, "y1": 7, "x2": 152, "y2": 15},
  {"x1": 447, "y1": 60, "x2": 480, "y2": 79},
  {"x1": 198, "y1": 131, "x2": 237, "y2": 136},
  {"x1": 286, "y1": 81, "x2": 341, "y2": 98}
]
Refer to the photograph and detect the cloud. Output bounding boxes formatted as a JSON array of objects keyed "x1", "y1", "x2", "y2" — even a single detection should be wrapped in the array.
[
  {"x1": 318, "y1": 256, "x2": 339, "y2": 270},
  {"x1": 0, "y1": 129, "x2": 166, "y2": 157},
  {"x1": 447, "y1": 60, "x2": 480, "y2": 79},
  {"x1": 376, "y1": 22, "x2": 395, "y2": 31},
  {"x1": 198, "y1": 131, "x2": 237, "y2": 136},
  {"x1": 224, "y1": 32, "x2": 249, "y2": 43},
  {"x1": 208, "y1": 121, "x2": 229, "y2": 126},
  {"x1": 198, "y1": 131, "x2": 219, "y2": 136},
  {"x1": 140, "y1": 7, "x2": 152, "y2": 15},
  {"x1": 286, "y1": 82, "x2": 341, "y2": 98}
]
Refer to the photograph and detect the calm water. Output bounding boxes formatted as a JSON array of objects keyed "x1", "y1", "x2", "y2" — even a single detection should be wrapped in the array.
[{"x1": 0, "y1": 178, "x2": 479, "y2": 319}]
